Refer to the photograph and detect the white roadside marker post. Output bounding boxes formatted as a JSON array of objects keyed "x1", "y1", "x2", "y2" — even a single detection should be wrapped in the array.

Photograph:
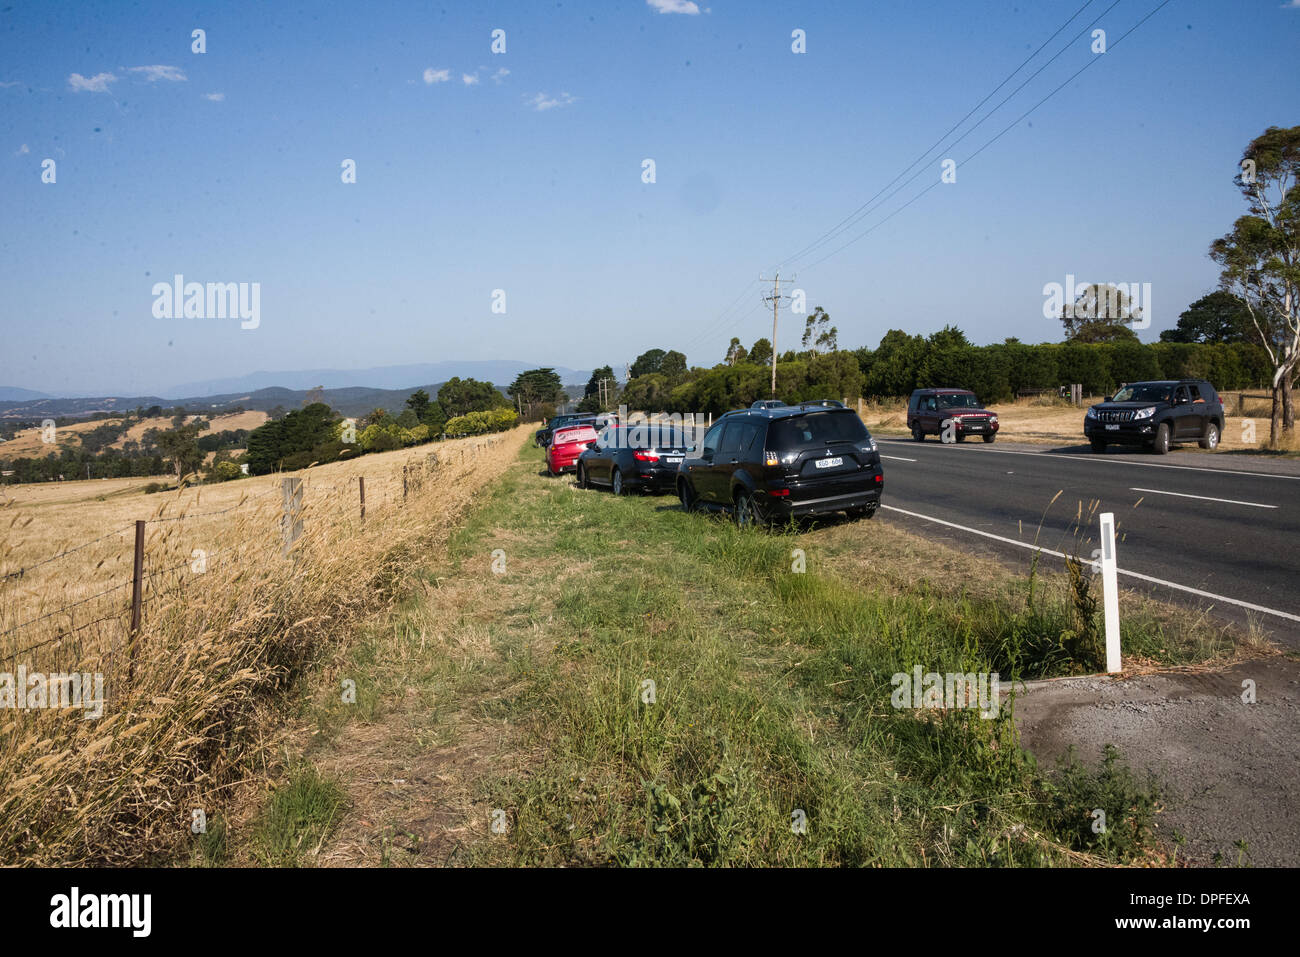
[{"x1": 1099, "y1": 511, "x2": 1121, "y2": 673}]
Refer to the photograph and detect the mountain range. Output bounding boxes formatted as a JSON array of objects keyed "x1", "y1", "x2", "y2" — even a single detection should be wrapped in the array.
[{"x1": 0, "y1": 361, "x2": 594, "y2": 421}]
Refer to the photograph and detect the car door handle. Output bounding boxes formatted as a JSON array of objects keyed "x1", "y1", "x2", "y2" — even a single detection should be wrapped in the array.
[{"x1": 729, "y1": 459, "x2": 739, "y2": 464}]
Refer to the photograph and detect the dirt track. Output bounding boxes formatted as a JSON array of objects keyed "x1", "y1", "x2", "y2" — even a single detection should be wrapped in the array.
[{"x1": 1012, "y1": 657, "x2": 1300, "y2": 866}]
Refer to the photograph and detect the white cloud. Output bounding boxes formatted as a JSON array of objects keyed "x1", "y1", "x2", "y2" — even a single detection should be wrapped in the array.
[
  {"x1": 646, "y1": 0, "x2": 701, "y2": 13},
  {"x1": 528, "y1": 91, "x2": 576, "y2": 112},
  {"x1": 67, "y1": 72, "x2": 117, "y2": 93},
  {"x1": 202, "y1": 92, "x2": 225, "y2": 101},
  {"x1": 0, "y1": 81, "x2": 21, "y2": 89},
  {"x1": 423, "y1": 67, "x2": 451, "y2": 84},
  {"x1": 462, "y1": 72, "x2": 480, "y2": 86},
  {"x1": 15, "y1": 143, "x2": 29, "y2": 155},
  {"x1": 492, "y1": 67, "x2": 510, "y2": 84},
  {"x1": 1284, "y1": 1, "x2": 1300, "y2": 8},
  {"x1": 128, "y1": 64, "x2": 187, "y2": 82}
]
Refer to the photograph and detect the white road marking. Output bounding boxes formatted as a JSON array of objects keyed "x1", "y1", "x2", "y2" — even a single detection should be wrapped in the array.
[
  {"x1": 881, "y1": 504, "x2": 1300, "y2": 624},
  {"x1": 1130, "y1": 487, "x2": 1277, "y2": 509},
  {"x1": 876, "y1": 439, "x2": 1300, "y2": 481},
  {"x1": 880, "y1": 454, "x2": 917, "y2": 462}
]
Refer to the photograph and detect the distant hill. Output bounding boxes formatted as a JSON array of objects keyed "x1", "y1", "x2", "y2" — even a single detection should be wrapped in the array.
[
  {"x1": 0, "y1": 383, "x2": 485, "y2": 422},
  {"x1": 0, "y1": 387, "x2": 51, "y2": 401},
  {"x1": 161, "y1": 361, "x2": 592, "y2": 398},
  {"x1": 1, "y1": 360, "x2": 593, "y2": 422}
]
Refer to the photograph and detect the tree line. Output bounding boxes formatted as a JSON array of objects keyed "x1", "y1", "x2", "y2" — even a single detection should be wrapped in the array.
[{"x1": 590, "y1": 126, "x2": 1298, "y2": 448}]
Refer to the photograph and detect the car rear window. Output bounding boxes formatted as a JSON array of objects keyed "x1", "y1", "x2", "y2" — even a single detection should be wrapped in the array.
[
  {"x1": 554, "y1": 426, "x2": 596, "y2": 445},
  {"x1": 767, "y1": 410, "x2": 869, "y2": 448}
]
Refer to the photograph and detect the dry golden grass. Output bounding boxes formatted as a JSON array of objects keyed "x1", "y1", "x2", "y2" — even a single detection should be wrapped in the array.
[
  {"x1": 0, "y1": 410, "x2": 269, "y2": 459},
  {"x1": 0, "y1": 425, "x2": 531, "y2": 865}
]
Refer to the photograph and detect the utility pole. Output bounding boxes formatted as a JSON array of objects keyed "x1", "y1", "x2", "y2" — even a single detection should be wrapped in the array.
[{"x1": 759, "y1": 273, "x2": 794, "y2": 398}]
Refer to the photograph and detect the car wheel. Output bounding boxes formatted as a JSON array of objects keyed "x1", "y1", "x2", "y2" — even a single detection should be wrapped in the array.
[
  {"x1": 982, "y1": 433, "x2": 996, "y2": 444},
  {"x1": 1090, "y1": 438, "x2": 1107, "y2": 453},
  {"x1": 955, "y1": 432, "x2": 967, "y2": 443},
  {"x1": 611, "y1": 468, "x2": 625, "y2": 496},
  {"x1": 1199, "y1": 422, "x2": 1220, "y2": 450},
  {"x1": 911, "y1": 425, "x2": 925, "y2": 442},
  {"x1": 734, "y1": 491, "x2": 762, "y2": 528},
  {"x1": 1152, "y1": 423, "x2": 1171, "y2": 455},
  {"x1": 678, "y1": 480, "x2": 695, "y2": 512},
  {"x1": 576, "y1": 463, "x2": 588, "y2": 488}
]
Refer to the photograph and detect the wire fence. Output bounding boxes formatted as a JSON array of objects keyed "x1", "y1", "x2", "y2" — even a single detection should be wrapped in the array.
[{"x1": 0, "y1": 432, "x2": 513, "y2": 676}]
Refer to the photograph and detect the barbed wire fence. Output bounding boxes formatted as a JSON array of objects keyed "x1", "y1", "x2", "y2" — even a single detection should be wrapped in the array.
[{"x1": 0, "y1": 431, "x2": 513, "y2": 679}]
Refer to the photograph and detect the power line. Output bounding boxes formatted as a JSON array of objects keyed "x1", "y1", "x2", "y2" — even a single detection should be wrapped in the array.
[
  {"x1": 782, "y1": 0, "x2": 1123, "y2": 272},
  {"x1": 686, "y1": 1, "x2": 1125, "y2": 358},
  {"x1": 797, "y1": 0, "x2": 1173, "y2": 272}
]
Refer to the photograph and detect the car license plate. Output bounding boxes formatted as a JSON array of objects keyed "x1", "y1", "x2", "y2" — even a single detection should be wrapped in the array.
[
  {"x1": 1105, "y1": 424, "x2": 1120, "y2": 431},
  {"x1": 814, "y1": 456, "x2": 843, "y2": 469},
  {"x1": 664, "y1": 456, "x2": 683, "y2": 464}
]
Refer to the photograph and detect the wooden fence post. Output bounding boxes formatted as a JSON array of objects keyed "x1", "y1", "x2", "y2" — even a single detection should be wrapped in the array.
[
  {"x1": 402, "y1": 466, "x2": 408, "y2": 501},
  {"x1": 281, "y1": 477, "x2": 303, "y2": 558},
  {"x1": 128, "y1": 519, "x2": 144, "y2": 682},
  {"x1": 359, "y1": 476, "x2": 366, "y2": 520}
]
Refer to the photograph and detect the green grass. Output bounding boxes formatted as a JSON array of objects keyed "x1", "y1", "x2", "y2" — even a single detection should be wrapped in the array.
[
  {"x1": 252, "y1": 763, "x2": 347, "y2": 867},
  {"x1": 404, "y1": 443, "x2": 1208, "y2": 867}
]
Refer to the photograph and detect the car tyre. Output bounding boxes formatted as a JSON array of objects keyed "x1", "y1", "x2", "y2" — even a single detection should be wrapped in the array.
[
  {"x1": 1152, "y1": 423, "x2": 1171, "y2": 455},
  {"x1": 611, "y1": 468, "x2": 625, "y2": 496},
  {"x1": 1199, "y1": 422, "x2": 1220, "y2": 450},
  {"x1": 576, "y1": 463, "x2": 588, "y2": 489},
  {"x1": 982, "y1": 433, "x2": 996, "y2": 444},
  {"x1": 679, "y1": 480, "x2": 696, "y2": 512},
  {"x1": 911, "y1": 424, "x2": 925, "y2": 442},
  {"x1": 734, "y1": 490, "x2": 762, "y2": 528},
  {"x1": 1090, "y1": 438, "x2": 1107, "y2": 453}
]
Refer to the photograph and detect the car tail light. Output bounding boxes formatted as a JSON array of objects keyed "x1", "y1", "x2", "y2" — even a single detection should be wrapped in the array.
[
  {"x1": 874, "y1": 474, "x2": 883, "y2": 483},
  {"x1": 633, "y1": 451, "x2": 660, "y2": 462},
  {"x1": 764, "y1": 451, "x2": 779, "y2": 467},
  {"x1": 769, "y1": 488, "x2": 789, "y2": 497}
]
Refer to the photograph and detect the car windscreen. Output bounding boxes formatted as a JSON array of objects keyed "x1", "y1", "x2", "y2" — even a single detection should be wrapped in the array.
[
  {"x1": 1112, "y1": 384, "x2": 1171, "y2": 403},
  {"x1": 554, "y1": 426, "x2": 596, "y2": 445},
  {"x1": 767, "y1": 411, "x2": 869, "y2": 448},
  {"x1": 935, "y1": 393, "x2": 981, "y2": 410}
]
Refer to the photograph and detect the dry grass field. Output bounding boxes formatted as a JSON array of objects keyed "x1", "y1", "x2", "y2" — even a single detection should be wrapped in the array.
[
  {"x1": 0, "y1": 410, "x2": 269, "y2": 459},
  {"x1": 0, "y1": 424, "x2": 532, "y2": 865}
]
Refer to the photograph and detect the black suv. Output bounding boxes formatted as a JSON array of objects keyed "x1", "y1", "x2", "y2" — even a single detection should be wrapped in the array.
[
  {"x1": 1084, "y1": 380, "x2": 1224, "y2": 454},
  {"x1": 676, "y1": 401, "x2": 884, "y2": 525}
]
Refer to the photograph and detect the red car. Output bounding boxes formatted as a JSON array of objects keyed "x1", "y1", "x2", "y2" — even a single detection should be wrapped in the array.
[{"x1": 547, "y1": 424, "x2": 597, "y2": 476}]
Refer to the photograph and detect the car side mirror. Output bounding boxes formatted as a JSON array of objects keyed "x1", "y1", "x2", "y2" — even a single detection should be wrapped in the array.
[{"x1": 1103, "y1": 396, "x2": 1112, "y2": 402}]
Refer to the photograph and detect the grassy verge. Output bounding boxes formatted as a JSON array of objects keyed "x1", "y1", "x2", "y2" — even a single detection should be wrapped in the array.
[{"x1": 311, "y1": 443, "x2": 1252, "y2": 866}]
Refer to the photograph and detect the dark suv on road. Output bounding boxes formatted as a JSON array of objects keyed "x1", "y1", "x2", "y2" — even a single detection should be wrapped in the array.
[
  {"x1": 907, "y1": 389, "x2": 999, "y2": 443},
  {"x1": 1084, "y1": 379, "x2": 1224, "y2": 454},
  {"x1": 676, "y1": 401, "x2": 884, "y2": 525}
]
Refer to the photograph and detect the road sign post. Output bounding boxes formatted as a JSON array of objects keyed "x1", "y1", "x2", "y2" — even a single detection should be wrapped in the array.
[{"x1": 1099, "y1": 512, "x2": 1121, "y2": 673}]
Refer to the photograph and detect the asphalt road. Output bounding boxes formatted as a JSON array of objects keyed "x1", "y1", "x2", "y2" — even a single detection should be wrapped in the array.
[{"x1": 873, "y1": 437, "x2": 1300, "y2": 646}]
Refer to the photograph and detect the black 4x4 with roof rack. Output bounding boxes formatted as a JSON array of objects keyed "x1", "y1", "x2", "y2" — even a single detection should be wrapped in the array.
[
  {"x1": 676, "y1": 400, "x2": 883, "y2": 525},
  {"x1": 1084, "y1": 379, "x2": 1224, "y2": 454}
]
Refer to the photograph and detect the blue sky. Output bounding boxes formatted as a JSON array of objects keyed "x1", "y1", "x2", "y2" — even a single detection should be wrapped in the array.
[{"x1": 1, "y1": 0, "x2": 1297, "y2": 396}]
